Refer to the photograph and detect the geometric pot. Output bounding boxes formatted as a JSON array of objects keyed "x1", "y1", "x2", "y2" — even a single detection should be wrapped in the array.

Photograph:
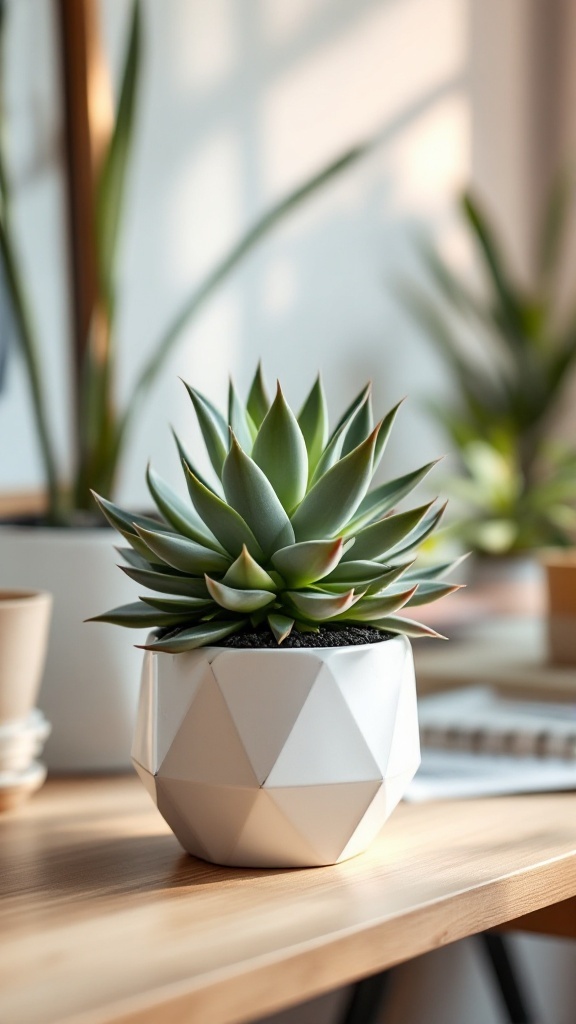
[
  {"x1": 0, "y1": 524, "x2": 146, "y2": 771},
  {"x1": 132, "y1": 635, "x2": 420, "y2": 868}
]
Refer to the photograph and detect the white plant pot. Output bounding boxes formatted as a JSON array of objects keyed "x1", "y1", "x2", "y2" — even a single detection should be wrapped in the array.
[
  {"x1": 132, "y1": 635, "x2": 420, "y2": 868},
  {"x1": 0, "y1": 526, "x2": 146, "y2": 771}
]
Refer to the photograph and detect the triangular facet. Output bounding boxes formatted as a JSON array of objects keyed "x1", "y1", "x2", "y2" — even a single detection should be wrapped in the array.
[
  {"x1": 155, "y1": 777, "x2": 258, "y2": 865},
  {"x1": 211, "y1": 649, "x2": 321, "y2": 783},
  {"x1": 131, "y1": 652, "x2": 157, "y2": 773},
  {"x1": 132, "y1": 757, "x2": 157, "y2": 803},
  {"x1": 156, "y1": 776, "x2": 212, "y2": 861},
  {"x1": 267, "y1": 780, "x2": 381, "y2": 864},
  {"x1": 265, "y1": 665, "x2": 381, "y2": 787},
  {"x1": 384, "y1": 652, "x2": 420, "y2": 777},
  {"x1": 384, "y1": 764, "x2": 420, "y2": 817},
  {"x1": 229, "y1": 788, "x2": 321, "y2": 868},
  {"x1": 337, "y1": 783, "x2": 388, "y2": 862},
  {"x1": 156, "y1": 654, "x2": 214, "y2": 769},
  {"x1": 331, "y1": 641, "x2": 407, "y2": 774},
  {"x1": 159, "y1": 676, "x2": 259, "y2": 787}
]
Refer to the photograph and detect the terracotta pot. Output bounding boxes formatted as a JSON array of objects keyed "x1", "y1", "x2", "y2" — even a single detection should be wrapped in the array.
[
  {"x1": 0, "y1": 589, "x2": 52, "y2": 810},
  {"x1": 541, "y1": 551, "x2": 576, "y2": 666},
  {"x1": 132, "y1": 635, "x2": 420, "y2": 868}
]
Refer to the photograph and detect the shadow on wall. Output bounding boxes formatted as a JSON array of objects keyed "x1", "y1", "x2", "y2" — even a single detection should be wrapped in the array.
[{"x1": 117, "y1": 0, "x2": 466, "y2": 503}]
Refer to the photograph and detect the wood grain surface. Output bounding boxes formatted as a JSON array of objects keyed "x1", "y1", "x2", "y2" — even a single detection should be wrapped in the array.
[{"x1": 1, "y1": 777, "x2": 575, "y2": 1024}]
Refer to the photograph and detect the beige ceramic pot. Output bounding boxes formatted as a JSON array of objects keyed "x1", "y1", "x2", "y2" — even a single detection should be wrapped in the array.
[{"x1": 0, "y1": 590, "x2": 52, "y2": 810}]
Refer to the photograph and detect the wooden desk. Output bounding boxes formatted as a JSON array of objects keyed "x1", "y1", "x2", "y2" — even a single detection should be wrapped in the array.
[{"x1": 1, "y1": 777, "x2": 576, "y2": 1024}]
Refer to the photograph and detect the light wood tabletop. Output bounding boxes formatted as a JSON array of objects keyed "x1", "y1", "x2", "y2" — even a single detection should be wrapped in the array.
[{"x1": 1, "y1": 776, "x2": 576, "y2": 1024}]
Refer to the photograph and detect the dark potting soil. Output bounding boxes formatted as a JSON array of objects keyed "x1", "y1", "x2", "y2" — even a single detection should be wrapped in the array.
[{"x1": 218, "y1": 625, "x2": 392, "y2": 649}]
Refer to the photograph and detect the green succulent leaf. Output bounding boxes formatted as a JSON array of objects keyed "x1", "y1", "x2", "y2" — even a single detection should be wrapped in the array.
[
  {"x1": 311, "y1": 383, "x2": 371, "y2": 483},
  {"x1": 222, "y1": 434, "x2": 295, "y2": 557},
  {"x1": 291, "y1": 423, "x2": 382, "y2": 541},
  {"x1": 205, "y1": 576, "x2": 276, "y2": 613},
  {"x1": 348, "y1": 459, "x2": 439, "y2": 534},
  {"x1": 342, "y1": 500, "x2": 434, "y2": 562},
  {"x1": 223, "y1": 545, "x2": 278, "y2": 590},
  {"x1": 246, "y1": 362, "x2": 270, "y2": 428},
  {"x1": 115, "y1": 546, "x2": 158, "y2": 571},
  {"x1": 88, "y1": 601, "x2": 192, "y2": 629},
  {"x1": 403, "y1": 582, "x2": 463, "y2": 606},
  {"x1": 386, "y1": 502, "x2": 447, "y2": 559},
  {"x1": 92, "y1": 491, "x2": 172, "y2": 537},
  {"x1": 272, "y1": 538, "x2": 344, "y2": 587},
  {"x1": 172, "y1": 429, "x2": 220, "y2": 496},
  {"x1": 183, "y1": 382, "x2": 229, "y2": 476},
  {"x1": 146, "y1": 464, "x2": 224, "y2": 551},
  {"x1": 251, "y1": 383, "x2": 309, "y2": 513},
  {"x1": 297, "y1": 375, "x2": 329, "y2": 477},
  {"x1": 341, "y1": 387, "x2": 373, "y2": 456},
  {"x1": 331, "y1": 586, "x2": 417, "y2": 622},
  {"x1": 324, "y1": 559, "x2": 409, "y2": 585},
  {"x1": 119, "y1": 564, "x2": 210, "y2": 597},
  {"x1": 228, "y1": 379, "x2": 255, "y2": 452},
  {"x1": 184, "y1": 463, "x2": 264, "y2": 560},
  {"x1": 403, "y1": 553, "x2": 469, "y2": 583},
  {"x1": 142, "y1": 595, "x2": 212, "y2": 612},
  {"x1": 267, "y1": 613, "x2": 295, "y2": 644},
  {"x1": 286, "y1": 588, "x2": 360, "y2": 620},
  {"x1": 140, "y1": 620, "x2": 245, "y2": 652},
  {"x1": 371, "y1": 398, "x2": 405, "y2": 472},
  {"x1": 134, "y1": 524, "x2": 230, "y2": 575},
  {"x1": 371, "y1": 616, "x2": 447, "y2": 639}
]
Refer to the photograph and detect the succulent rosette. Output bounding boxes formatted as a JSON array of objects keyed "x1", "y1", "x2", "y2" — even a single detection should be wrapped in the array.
[{"x1": 91, "y1": 368, "x2": 461, "y2": 651}]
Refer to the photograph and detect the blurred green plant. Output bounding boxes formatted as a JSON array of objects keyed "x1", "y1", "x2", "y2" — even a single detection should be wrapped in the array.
[
  {"x1": 0, "y1": 1, "x2": 370, "y2": 524},
  {"x1": 91, "y1": 368, "x2": 459, "y2": 650},
  {"x1": 402, "y1": 184, "x2": 576, "y2": 556}
]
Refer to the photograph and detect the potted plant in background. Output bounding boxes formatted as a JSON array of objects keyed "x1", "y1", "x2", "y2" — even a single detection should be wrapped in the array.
[
  {"x1": 0, "y1": 2, "x2": 370, "y2": 769},
  {"x1": 91, "y1": 368, "x2": 459, "y2": 867},
  {"x1": 401, "y1": 183, "x2": 576, "y2": 616}
]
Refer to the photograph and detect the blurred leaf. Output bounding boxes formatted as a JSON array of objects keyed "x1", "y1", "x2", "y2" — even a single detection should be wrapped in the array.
[
  {"x1": 537, "y1": 169, "x2": 572, "y2": 289},
  {"x1": 95, "y1": 0, "x2": 141, "y2": 315}
]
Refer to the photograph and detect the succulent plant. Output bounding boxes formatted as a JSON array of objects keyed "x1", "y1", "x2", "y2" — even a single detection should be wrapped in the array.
[{"x1": 91, "y1": 369, "x2": 461, "y2": 651}]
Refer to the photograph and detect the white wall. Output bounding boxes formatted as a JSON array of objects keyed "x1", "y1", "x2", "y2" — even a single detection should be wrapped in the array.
[{"x1": 0, "y1": 0, "x2": 468, "y2": 506}]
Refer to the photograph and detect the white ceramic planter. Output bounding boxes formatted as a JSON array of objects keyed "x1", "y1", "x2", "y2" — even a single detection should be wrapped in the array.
[
  {"x1": 0, "y1": 526, "x2": 146, "y2": 771},
  {"x1": 132, "y1": 635, "x2": 420, "y2": 868}
]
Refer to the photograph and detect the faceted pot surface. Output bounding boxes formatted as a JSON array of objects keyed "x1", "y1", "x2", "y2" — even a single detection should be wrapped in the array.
[{"x1": 132, "y1": 636, "x2": 420, "y2": 868}]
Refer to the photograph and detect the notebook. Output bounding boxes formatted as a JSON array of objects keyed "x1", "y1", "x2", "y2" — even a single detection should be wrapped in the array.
[{"x1": 405, "y1": 685, "x2": 576, "y2": 801}]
